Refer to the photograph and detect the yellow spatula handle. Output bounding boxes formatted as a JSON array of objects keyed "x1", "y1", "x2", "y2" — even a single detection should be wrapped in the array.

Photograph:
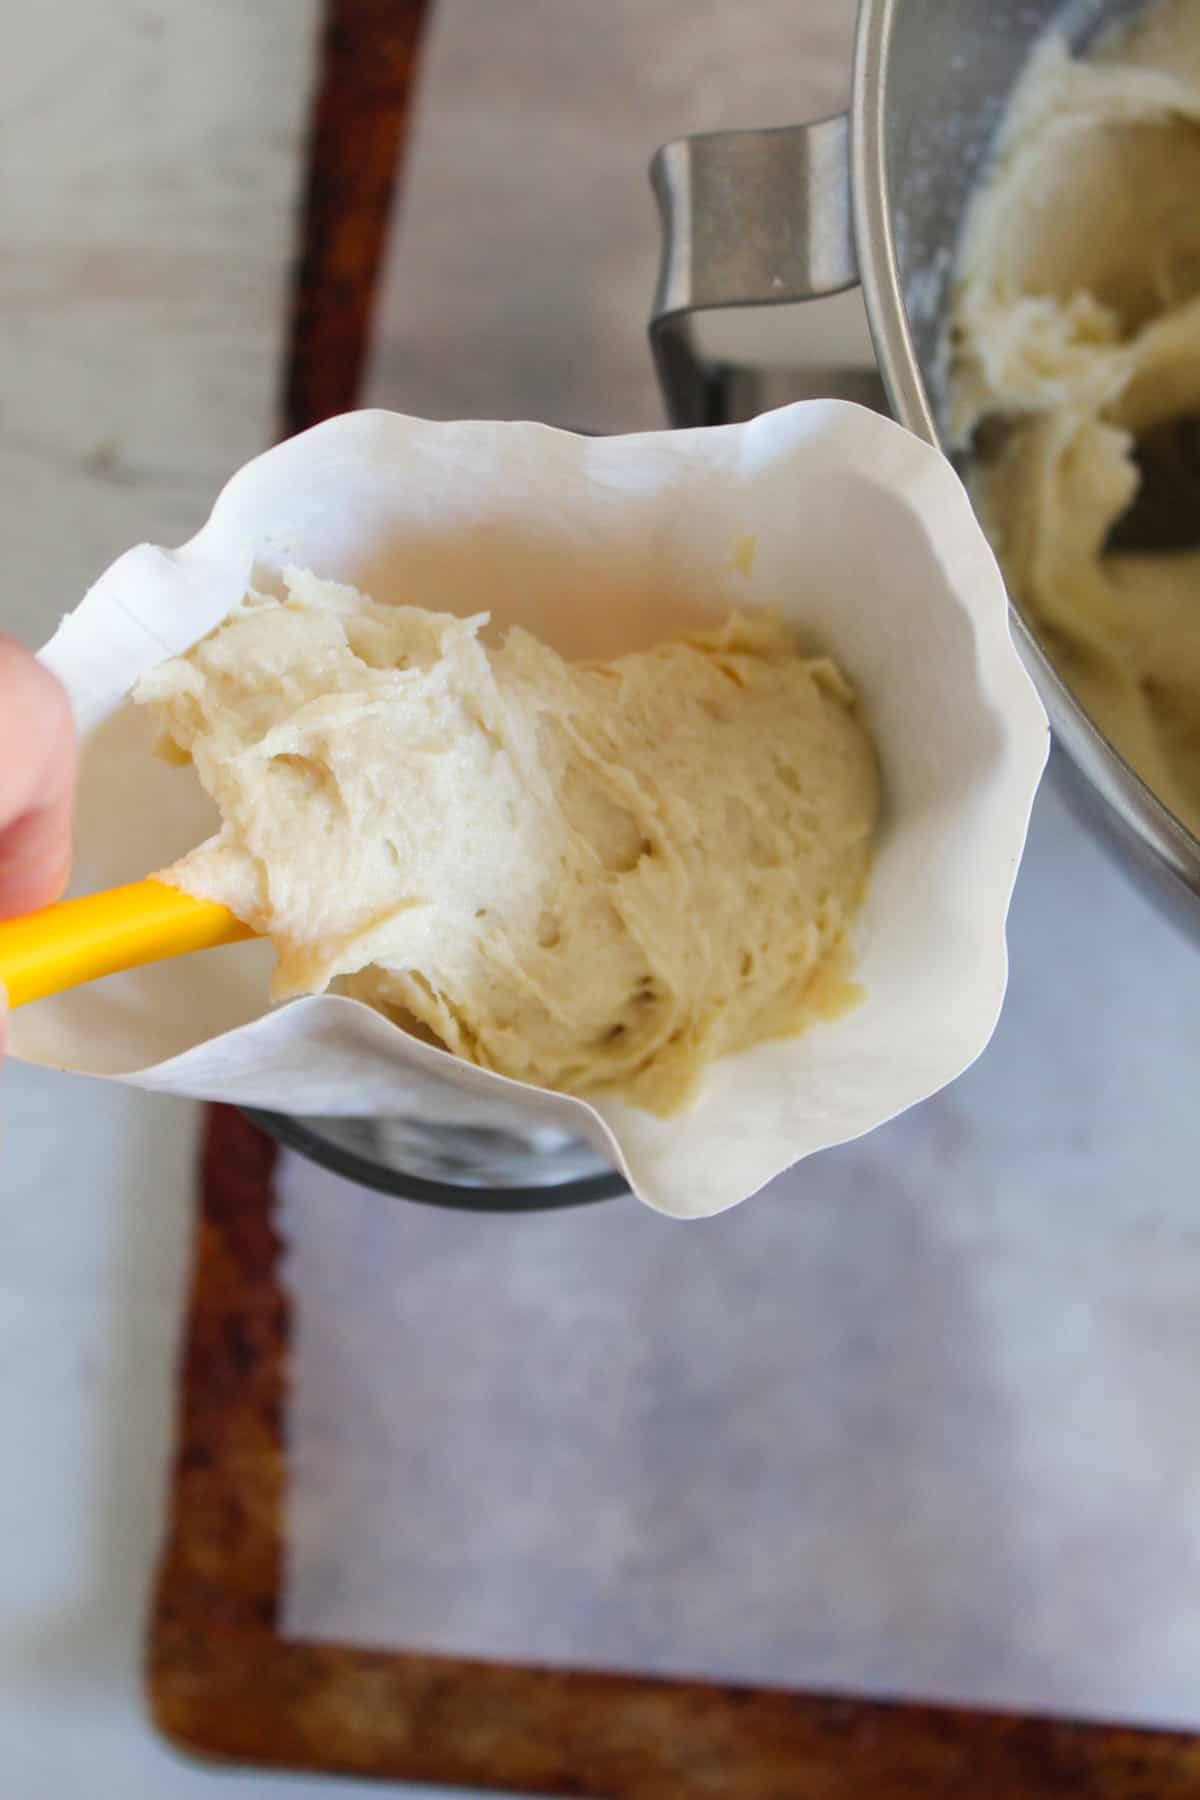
[{"x1": 0, "y1": 879, "x2": 255, "y2": 1008}]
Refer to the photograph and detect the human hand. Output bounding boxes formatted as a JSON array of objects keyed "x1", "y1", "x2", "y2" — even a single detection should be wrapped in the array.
[{"x1": 0, "y1": 639, "x2": 76, "y2": 1050}]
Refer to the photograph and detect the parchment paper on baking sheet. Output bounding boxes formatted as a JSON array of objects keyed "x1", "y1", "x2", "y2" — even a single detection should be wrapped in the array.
[{"x1": 276, "y1": 825, "x2": 1200, "y2": 1733}]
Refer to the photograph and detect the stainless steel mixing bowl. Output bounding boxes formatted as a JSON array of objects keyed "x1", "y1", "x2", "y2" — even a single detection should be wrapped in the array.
[{"x1": 650, "y1": 0, "x2": 1200, "y2": 933}]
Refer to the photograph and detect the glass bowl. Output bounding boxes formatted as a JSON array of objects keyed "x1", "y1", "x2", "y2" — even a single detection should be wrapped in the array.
[{"x1": 244, "y1": 1106, "x2": 627, "y2": 1212}]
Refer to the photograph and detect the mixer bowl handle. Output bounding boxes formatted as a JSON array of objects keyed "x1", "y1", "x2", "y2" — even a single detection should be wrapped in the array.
[{"x1": 650, "y1": 114, "x2": 877, "y2": 427}]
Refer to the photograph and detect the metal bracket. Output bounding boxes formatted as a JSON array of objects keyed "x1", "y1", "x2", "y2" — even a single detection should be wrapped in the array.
[{"x1": 649, "y1": 114, "x2": 882, "y2": 427}]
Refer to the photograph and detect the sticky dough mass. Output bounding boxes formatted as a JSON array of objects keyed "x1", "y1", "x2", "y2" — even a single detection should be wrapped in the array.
[
  {"x1": 950, "y1": 0, "x2": 1200, "y2": 836},
  {"x1": 134, "y1": 569, "x2": 879, "y2": 1116}
]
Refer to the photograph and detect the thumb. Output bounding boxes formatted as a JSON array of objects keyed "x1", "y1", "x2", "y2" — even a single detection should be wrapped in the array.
[{"x1": 0, "y1": 640, "x2": 76, "y2": 922}]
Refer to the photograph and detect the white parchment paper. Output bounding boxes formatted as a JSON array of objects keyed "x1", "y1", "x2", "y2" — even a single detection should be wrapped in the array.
[
  {"x1": 275, "y1": 777, "x2": 1200, "y2": 1724},
  {"x1": 12, "y1": 403, "x2": 1048, "y2": 1216}
]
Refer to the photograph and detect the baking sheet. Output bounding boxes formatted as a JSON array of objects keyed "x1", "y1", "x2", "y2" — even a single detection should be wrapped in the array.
[{"x1": 278, "y1": 782, "x2": 1200, "y2": 1727}]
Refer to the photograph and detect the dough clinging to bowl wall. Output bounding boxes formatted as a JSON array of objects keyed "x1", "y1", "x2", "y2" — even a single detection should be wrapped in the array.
[{"x1": 951, "y1": 0, "x2": 1200, "y2": 836}]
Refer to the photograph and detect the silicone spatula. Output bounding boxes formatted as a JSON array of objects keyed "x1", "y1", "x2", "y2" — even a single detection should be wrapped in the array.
[{"x1": 0, "y1": 880, "x2": 255, "y2": 1008}]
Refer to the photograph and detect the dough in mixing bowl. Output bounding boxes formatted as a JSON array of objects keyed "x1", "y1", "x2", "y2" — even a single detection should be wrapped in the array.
[
  {"x1": 134, "y1": 568, "x2": 879, "y2": 1116},
  {"x1": 950, "y1": 0, "x2": 1200, "y2": 836}
]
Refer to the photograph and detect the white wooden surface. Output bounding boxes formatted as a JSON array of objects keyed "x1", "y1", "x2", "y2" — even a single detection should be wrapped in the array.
[{"x1": 0, "y1": 3, "x2": 395, "y2": 1794}]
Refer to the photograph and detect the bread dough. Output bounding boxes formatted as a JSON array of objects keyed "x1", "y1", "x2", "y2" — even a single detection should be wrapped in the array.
[
  {"x1": 950, "y1": 0, "x2": 1200, "y2": 837},
  {"x1": 134, "y1": 569, "x2": 879, "y2": 1116}
]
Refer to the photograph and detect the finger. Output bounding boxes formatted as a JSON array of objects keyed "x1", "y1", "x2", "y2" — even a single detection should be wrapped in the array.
[{"x1": 0, "y1": 638, "x2": 77, "y2": 921}]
